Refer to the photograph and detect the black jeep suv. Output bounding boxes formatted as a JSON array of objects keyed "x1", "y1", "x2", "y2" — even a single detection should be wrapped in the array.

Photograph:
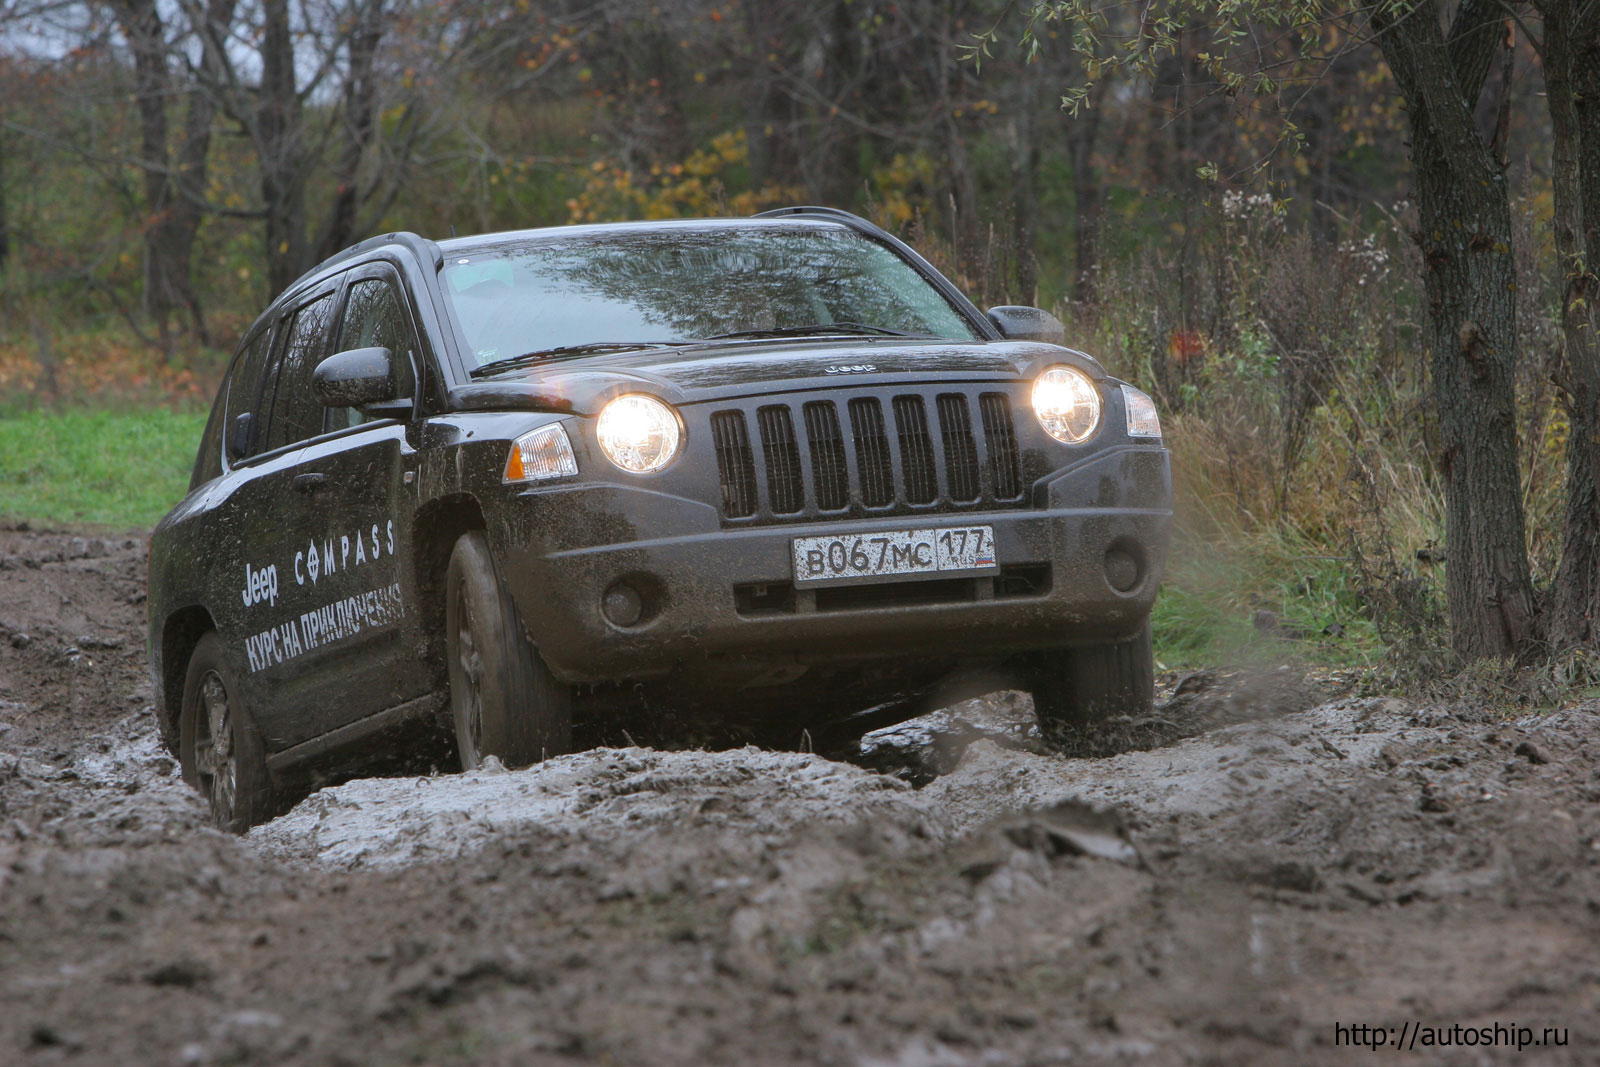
[{"x1": 147, "y1": 207, "x2": 1171, "y2": 830}]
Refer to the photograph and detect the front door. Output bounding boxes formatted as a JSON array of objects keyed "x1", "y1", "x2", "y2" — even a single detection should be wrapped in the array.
[{"x1": 248, "y1": 266, "x2": 429, "y2": 749}]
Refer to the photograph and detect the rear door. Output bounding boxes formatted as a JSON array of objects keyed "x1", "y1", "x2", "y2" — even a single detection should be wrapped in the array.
[
  {"x1": 155, "y1": 323, "x2": 294, "y2": 709},
  {"x1": 221, "y1": 285, "x2": 337, "y2": 749}
]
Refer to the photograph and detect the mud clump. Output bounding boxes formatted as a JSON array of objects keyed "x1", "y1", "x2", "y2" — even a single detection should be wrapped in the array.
[{"x1": 4, "y1": 525, "x2": 1600, "y2": 1066}]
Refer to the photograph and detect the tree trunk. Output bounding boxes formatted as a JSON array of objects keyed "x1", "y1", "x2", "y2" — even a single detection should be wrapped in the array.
[
  {"x1": 0, "y1": 112, "x2": 9, "y2": 271},
  {"x1": 313, "y1": 0, "x2": 385, "y2": 262},
  {"x1": 110, "y1": 0, "x2": 182, "y2": 353},
  {"x1": 1582, "y1": 27, "x2": 1600, "y2": 286},
  {"x1": 926, "y1": 5, "x2": 978, "y2": 287},
  {"x1": 1373, "y1": 0, "x2": 1536, "y2": 659},
  {"x1": 1008, "y1": 60, "x2": 1039, "y2": 306},
  {"x1": 259, "y1": 0, "x2": 307, "y2": 295},
  {"x1": 110, "y1": 0, "x2": 238, "y2": 349},
  {"x1": 167, "y1": 0, "x2": 238, "y2": 346},
  {"x1": 1067, "y1": 79, "x2": 1109, "y2": 305},
  {"x1": 1547, "y1": 5, "x2": 1600, "y2": 648}
]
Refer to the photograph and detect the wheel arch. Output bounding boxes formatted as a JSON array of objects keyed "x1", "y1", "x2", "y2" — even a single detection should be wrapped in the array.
[
  {"x1": 158, "y1": 605, "x2": 217, "y2": 752},
  {"x1": 411, "y1": 493, "x2": 488, "y2": 687}
]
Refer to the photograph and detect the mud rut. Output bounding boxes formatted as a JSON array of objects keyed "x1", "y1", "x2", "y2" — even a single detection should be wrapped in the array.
[{"x1": 3, "y1": 524, "x2": 1600, "y2": 1066}]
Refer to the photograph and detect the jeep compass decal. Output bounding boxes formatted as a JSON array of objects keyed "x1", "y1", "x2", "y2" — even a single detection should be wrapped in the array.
[
  {"x1": 296, "y1": 521, "x2": 396, "y2": 586},
  {"x1": 244, "y1": 582, "x2": 406, "y2": 673},
  {"x1": 241, "y1": 562, "x2": 280, "y2": 607}
]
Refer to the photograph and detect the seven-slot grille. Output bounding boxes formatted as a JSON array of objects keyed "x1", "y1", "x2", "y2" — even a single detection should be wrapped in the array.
[{"x1": 711, "y1": 390, "x2": 1025, "y2": 521}]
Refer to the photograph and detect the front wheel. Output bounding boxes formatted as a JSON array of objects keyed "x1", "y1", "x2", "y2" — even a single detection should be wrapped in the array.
[
  {"x1": 1029, "y1": 622, "x2": 1154, "y2": 747},
  {"x1": 179, "y1": 632, "x2": 274, "y2": 833},
  {"x1": 445, "y1": 531, "x2": 572, "y2": 769}
]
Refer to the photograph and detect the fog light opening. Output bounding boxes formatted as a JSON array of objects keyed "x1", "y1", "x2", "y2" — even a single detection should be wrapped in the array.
[
  {"x1": 602, "y1": 582, "x2": 645, "y2": 628},
  {"x1": 1103, "y1": 544, "x2": 1143, "y2": 593}
]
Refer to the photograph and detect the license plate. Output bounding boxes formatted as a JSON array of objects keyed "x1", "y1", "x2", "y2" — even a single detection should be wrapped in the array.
[{"x1": 791, "y1": 526, "x2": 997, "y2": 585}]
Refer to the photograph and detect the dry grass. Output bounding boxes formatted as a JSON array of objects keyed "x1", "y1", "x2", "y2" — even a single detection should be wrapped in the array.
[{"x1": 1076, "y1": 193, "x2": 1568, "y2": 684}]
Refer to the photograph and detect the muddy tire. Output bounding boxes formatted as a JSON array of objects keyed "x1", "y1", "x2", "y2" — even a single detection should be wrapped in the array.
[
  {"x1": 179, "y1": 632, "x2": 274, "y2": 833},
  {"x1": 445, "y1": 531, "x2": 572, "y2": 769},
  {"x1": 1030, "y1": 622, "x2": 1154, "y2": 746}
]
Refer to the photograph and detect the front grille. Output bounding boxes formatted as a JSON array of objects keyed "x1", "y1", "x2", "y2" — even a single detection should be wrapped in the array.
[
  {"x1": 757, "y1": 405, "x2": 804, "y2": 514},
  {"x1": 937, "y1": 393, "x2": 980, "y2": 502},
  {"x1": 893, "y1": 396, "x2": 938, "y2": 504},
  {"x1": 849, "y1": 397, "x2": 894, "y2": 507},
  {"x1": 803, "y1": 401, "x2": 849, "y2": 511},
  {"x1": 713, "y1": 388, "x2": 1026, "y2": 521},
  {"x1": 711, "y1": 411, "x2": 758, "y2": 518},
  {"x1": 980, "y1": 392, "x2": 1023, "y2": 500}
]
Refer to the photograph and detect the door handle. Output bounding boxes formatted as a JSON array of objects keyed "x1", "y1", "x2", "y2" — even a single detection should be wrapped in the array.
[{"x1": 293, "y1": 472, "x2": 329, "y2": 494}]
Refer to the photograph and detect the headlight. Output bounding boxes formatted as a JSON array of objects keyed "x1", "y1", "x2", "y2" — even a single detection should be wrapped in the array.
[
  {"x1": 1031, "y1": 365, "x2": 1101, "y2": 444},
  {"x1": 504, "y1": 423, "x2": 578, "y2": 483},
  {"x1": 597, "y1": 394, "x2": 681, "y2": 473},
  {"x1": 1122, "y1": 384, "x2": 1162, "y2": 438}
]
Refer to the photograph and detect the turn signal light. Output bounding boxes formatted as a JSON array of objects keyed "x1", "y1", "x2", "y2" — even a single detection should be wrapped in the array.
[{"x1": 504, "y1": 423, "x2": 579, "y2": 483}]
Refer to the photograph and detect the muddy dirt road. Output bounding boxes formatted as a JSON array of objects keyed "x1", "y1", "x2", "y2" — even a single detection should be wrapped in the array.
[{"x1": 3, "y1": 524, "x2": 1599, "y2": 1065}]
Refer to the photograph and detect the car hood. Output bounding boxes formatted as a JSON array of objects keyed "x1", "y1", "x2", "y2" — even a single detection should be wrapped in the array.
[{"x1": 450, "y1": 338, "x2": 1104, "y2": 416}]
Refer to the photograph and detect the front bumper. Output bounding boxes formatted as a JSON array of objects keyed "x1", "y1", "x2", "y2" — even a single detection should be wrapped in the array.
[{"x1": 494, "y1": 446, "x2": 1171, "y2": 686}]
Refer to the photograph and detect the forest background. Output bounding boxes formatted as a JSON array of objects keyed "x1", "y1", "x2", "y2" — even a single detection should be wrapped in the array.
[{"x1": 0, "y1": 0, "x2": 1582, "y2": 691}]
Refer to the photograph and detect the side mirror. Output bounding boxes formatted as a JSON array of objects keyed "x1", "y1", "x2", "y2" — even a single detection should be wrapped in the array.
[
  {"x1": 225, "y1": 412, "x2": 255, "y2": 462},
  {"x1": 313, "y1": 346, "x2": 402, "y2": 410},
  {"x1": 986, "y1": 305, "x2": 1066, "y2": 346}
]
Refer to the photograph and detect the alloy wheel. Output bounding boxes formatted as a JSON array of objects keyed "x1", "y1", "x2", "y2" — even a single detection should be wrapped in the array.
[
  {"x1": 453, "y1": 586, "x2": 486, "y2": 763},
  {"x1": 193, "y1": 670, "x2": 236, "y2": 827}
]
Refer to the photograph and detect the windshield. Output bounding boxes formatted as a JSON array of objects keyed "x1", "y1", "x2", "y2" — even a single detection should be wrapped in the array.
[{"x1": 440, "y1": 224, "x2": 982, "y2": 369}]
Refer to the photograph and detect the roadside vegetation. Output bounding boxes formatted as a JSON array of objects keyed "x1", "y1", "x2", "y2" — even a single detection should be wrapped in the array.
[
  {"x1": 0, "y1": 409, "x2": 206, "y2": 528},
  {"x1": 1, "y1": 1, "x2": 1590, "y2": 701}
]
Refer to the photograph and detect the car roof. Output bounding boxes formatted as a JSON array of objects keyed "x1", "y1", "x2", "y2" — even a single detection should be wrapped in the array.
[
  {"x1": 435, "y1": 215, "x2": 849, "y2": 253},
  {"x1": 260, "y1": 216, "x2": 856, "y2": 331},
  {"x1": 241, "y1": 209, "x2": 985, "y2": 352}
]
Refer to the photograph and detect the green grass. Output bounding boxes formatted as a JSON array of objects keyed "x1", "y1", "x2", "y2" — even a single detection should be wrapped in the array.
[
  {"x1": 0, "y1": 409, "x2": 207, "y2": 528},
  {"x1": 1151, "y1": 532, "x2": 1387, "y2": 673}
]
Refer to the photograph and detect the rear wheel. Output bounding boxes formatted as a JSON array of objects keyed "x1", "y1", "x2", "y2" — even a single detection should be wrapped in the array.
[
  {"x1": 445, "y1": 531, "x2": 572, "y2": 769},
  {"x1": 1030, "y1": 622, "x2": 1155, "y2": 747},
  {"x1": 179, "y1": 632, "x2": 273, "y2": 833}
]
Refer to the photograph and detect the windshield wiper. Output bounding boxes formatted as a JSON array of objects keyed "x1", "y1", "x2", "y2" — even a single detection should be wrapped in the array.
[
  {"x1": 470, "y1": 341, "x2": 690, "y2": 377},
  {"x1": 701, "y1": 322, "x2": 935, "y2": 341}
]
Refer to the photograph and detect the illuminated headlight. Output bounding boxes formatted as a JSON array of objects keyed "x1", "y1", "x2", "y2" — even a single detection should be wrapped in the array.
[
  {"x1": 504, "y1": 423, "x2": 579, "y2": 483},
  {"x1": 597, "y1": 394, "x2": 681, "y2": 474},
  {"x1": 1031, "y1": 365, "x2": 1101, "y2": 444},
  {"x1": 1122, "y1": 384, "x2": 1161, "y2": 438}
]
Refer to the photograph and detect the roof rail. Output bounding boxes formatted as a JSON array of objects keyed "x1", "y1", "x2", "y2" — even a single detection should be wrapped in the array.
[
  {"x1": 278, "y1": 230, "x2": 443, "y2": 299},
  {"x1": 752, "y1": 205, "x2": 899, "y2": 245}
]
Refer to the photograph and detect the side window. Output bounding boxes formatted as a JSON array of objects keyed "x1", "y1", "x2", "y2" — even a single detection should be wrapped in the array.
[
  {"x1": 222, "y1": 329, "x2": 274, "y2": 462},
  {"x1": 264, "y1": 293, "x2": 337, "y2": 452},
  {"x1": 191, "y1": 375, "x2": 230, "y2": 488},
  {"x1": 327, "y1": 277, "x2": 419, "y2": 431}
]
